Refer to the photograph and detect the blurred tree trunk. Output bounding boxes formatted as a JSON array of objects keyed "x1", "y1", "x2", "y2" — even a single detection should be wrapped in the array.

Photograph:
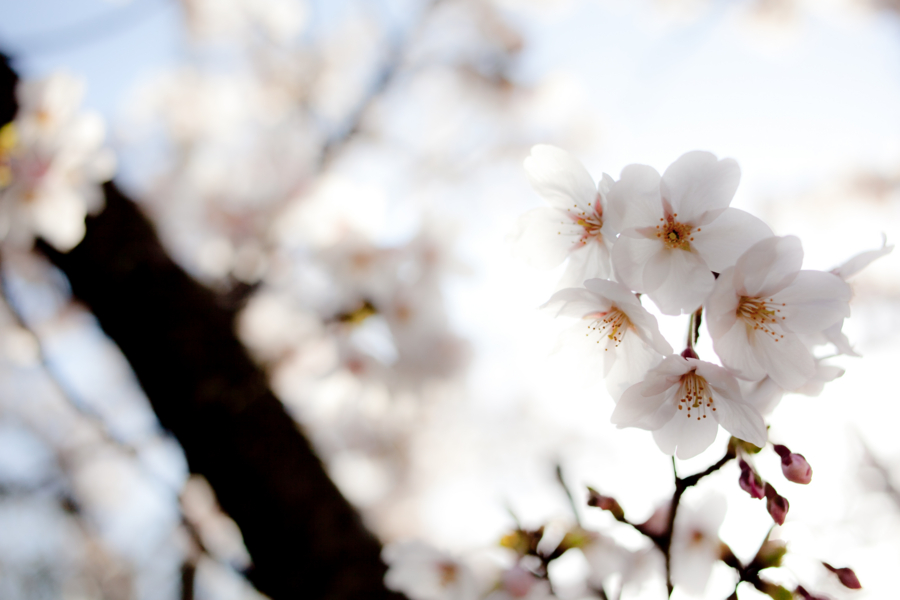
[{"x1": 1, "y1": 53, "x2": 402, "y2": 600}]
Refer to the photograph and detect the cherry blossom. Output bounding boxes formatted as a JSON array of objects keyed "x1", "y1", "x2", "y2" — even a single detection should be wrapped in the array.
[
  {"x1": 513, "y1": 145, "x2": 617, "y2": 289},
  {"x1": 610, "y1": 354, "x2": 767, "y2": 458},
  {"x1": 706, "y1": 236, "x2": 851, "y2": 390},
  {"x1": 670, "y1": 494, "x2": 727, "y2": 596},
  {"x1": 542, "y1": 278, "x2": 672, "y2": 399},
  {"x1": 607, "y1": 151, "x2": 772, "y2": 315},
  {"x1": 0, "y1": 72, "x2": 115, "y2": 251},
  {"x1": 813, "y1": 236, "x2": 894, "y2": 357},
  {"x1": 383, "y1": 540, "x2": 478, "y2": 600}
]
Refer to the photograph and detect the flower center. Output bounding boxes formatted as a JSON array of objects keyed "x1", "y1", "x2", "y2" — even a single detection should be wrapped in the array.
[
  {"x1": 654, "y1": 214, "x2": 695, "y2": 250},
  {"x1": 584, "y1": 307, "x2": 631, "y2": 350},
  {"x1": 437, "y1": 562, "x2": 459, "y2": 587},
  {"x1": 569, "y1": 198, "x2": 604, "y2": 246},
  {"x1": 676, "y1": 371, "x2": 714, "y2": 421},
  {"x1": 737, "y1": 296, "x2": 786, "y2": 341}
]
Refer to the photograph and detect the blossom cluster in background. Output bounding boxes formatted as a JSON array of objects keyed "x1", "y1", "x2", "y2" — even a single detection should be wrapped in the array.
[{"x1": 0, "y1": 72, "x2": 114, "y2": 252}]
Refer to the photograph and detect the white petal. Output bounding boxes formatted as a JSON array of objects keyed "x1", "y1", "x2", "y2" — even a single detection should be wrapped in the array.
[
  {"x1": 511, "y1": 207, "x2": 581, "y2": 269},
  {"x1": 794, "y1": 362, "x2": 844, "y2": 396},
  {"x1": 734, "y1": 235, "x2": 803, "y2": 297},
  {"x1": 690, "y1": 208, "x2": 773, "y2": 273},
  {"x1": 693, "y1": 360, "x2": 742, "y2": 401},
  {"x1": 584, "y1": 277, "x2": 641, "y2": 306},
  {"x1": 753, "y1": 330, "x2": 816, "y2": 390},
  {"x1": 651, "y1": 412, "x2": 719, "y2": 459},
  {"x1": 772, "y1": 271, "x2": 851, "y2": 334},
  {"x1": 705, "y1": 268, "x2": 740, "y2": 339},
  {"x1": 712, "y1": 398, "x2": 767, "y2": 448},
  {"x1": 622, "y1": 306, "x2": 673, "y2": 356},
  {"x1": 713, "y1": 319, "x2": 767, "y2": 381},
  {"x1": 542, "y1": 287, "x2": 610, "y2": 318},
  {"x1": 640, "y1": 355, "x2": 693, "y2": 397},
  {"x1": 832, "y1": 237, "x2": 893, "y2": 280},
  {"x1": 823, "y1": 321, "x2": 859, "y2": 357},
  {"x1": 605, "y1": 332, "x2": 665, "y2": 401},
  {"x1": 557, "y1": 240, "x2": 613, "y2": 289},
  {"x1": 524, "y1": 145, "x2": 597, "y2": 211},
  {"x1": 645, "y1": 249, "x2": 714, "y2": 315},
  {"x1": 671, "y1": 544, "x2": 716, "y2": 596},
  {"x1": 660, "y1": 151, "x2": 740, "y2": 222},
  {"x1": 611, "y1": 384, "x2": 670, "y2": 428},
  {"x1": 611, "y1": 232, "x2": 663, "y2": 292},
  {"x1": 607, "y1": 164, "x2": 662, "y2": 232},
  {"x1": 741, "y1": 377, "x2": 784, "y2": 416}
]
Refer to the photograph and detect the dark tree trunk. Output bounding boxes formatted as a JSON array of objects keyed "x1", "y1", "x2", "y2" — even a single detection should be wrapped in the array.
[{"x1": 1, "y1": 52, "x2": 402, "y2": 600}]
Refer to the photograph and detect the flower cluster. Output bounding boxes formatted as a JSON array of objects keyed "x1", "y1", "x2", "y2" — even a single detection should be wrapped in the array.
[
  {"x1": 0, "y1": 72, "x2": 115, "y2": 252},
  {"x1": 516, "y1": 145, "x2": 888, "y2": 459}
]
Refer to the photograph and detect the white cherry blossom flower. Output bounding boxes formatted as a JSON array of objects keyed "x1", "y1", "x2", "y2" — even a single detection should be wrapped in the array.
[
  {"x1": 543, "y1": 278, "x2": 672, "y2": 399},
  {"x1": 0, "y1": 72, "x2": 115, "y2": 251},
  {"x1": 383, "y1": 540, "x2": 478, "y2": 600},
  {"x1": 607, "y1": 151, "x2": 772, "y2": 315},
  {"x1": 610, "y1": 354, "x2": 767, "y2": 459},
  {"x1": 513, "y1": 145, "x2": 617, "y2": 289},
  {"x1": 742, "y1": 360, "x2": 845, "y2": 416},
  {"x1": 812, "y1": 236, "x2": 894, "y2": 357},
  {"x1": 706, "y1": 236, "x2": 852, "y2": 390},
  {"x1": 670, "y1": 494, "x2": 728, "y2": 597}
]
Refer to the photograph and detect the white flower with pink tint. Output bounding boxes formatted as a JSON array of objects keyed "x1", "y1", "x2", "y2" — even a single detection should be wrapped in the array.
[
  {"x1": 814, "y1": 236, "x2": 894, "y2": 357},
  {"x1": 706, "y1": 236, "x2": 852, "y2": 390},
  {"x1": 543, "y1": 278, "x2": 672, "y2": 399},
  {"x1": 670, "y1": 494, "x2": 728, "y2": 596},
  {"x1": 610, "y1": 354, "x2": 766, "y2": 459},
  {"x1": 608, "y1": 151, "x2": 772, "y2": 315},
  {"x1": 0, "y1": 72, "x2": 115, "y2": 251},
  {"x1": 513, "y1": 145, "x2": 617, "y2": 289},
  {"x1": 383, "y1": 541, "x2": 478, "y2": 600}
]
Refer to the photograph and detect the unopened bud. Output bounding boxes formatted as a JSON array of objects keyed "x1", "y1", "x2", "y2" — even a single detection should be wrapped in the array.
[
  {"x1": 739, "y1": 459, "x2": 765, "y2": 499},
  {"x1": 823, "y1": 562, "x2": 862, "y2": 589},
  {"x1": 773, "y1": 444, "x2": 812, "y2": 484},
  {"x1": 587, "y1": 487, "x2": 625, "y2": 522},
  {"x1": 764, "y1": 483, "x2": 789, "y2": 525}
]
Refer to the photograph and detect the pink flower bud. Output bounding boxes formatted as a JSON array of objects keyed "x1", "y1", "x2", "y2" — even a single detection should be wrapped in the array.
[
  {"x1": 773, "y1": 444, "x2": 813, "y2": 484},
  {"x1": 764, "y1": 483, "x2": 789, "y2": 525},
  {"x1": 823, "y1": 563, "x2": 862, "y2": 589},
  {"x1": 738, "y1": 459, "x2": 765, "y2": 499}
]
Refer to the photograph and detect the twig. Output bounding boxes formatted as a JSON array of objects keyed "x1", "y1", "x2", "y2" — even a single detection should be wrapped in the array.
[{"x1": 556, "y1": 463, "x2": 583, "y2": 528}]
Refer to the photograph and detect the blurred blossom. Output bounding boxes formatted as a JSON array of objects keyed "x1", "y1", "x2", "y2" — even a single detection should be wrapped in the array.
[{"x1": 0, "y1": 72, "x2": 114, "y2": 252}]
